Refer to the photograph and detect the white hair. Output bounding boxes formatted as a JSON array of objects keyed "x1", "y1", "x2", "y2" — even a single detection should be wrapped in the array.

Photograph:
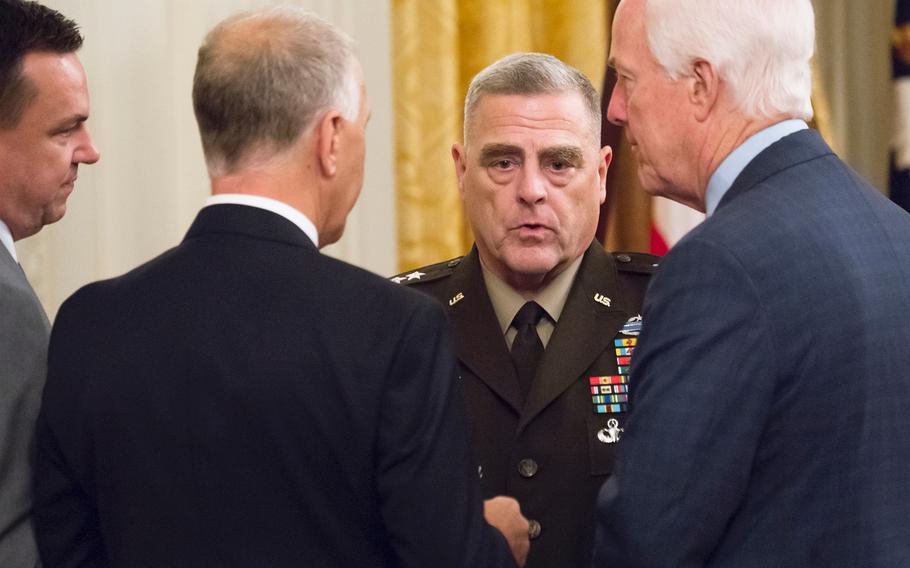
[{"x1": 645, "y1": 0, "x2": 815, "y2": 121}]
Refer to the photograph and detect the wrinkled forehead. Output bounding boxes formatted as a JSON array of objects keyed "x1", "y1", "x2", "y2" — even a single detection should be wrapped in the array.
[{"x1": 465, "y1": 92, "x2": 600, "y2": 148}]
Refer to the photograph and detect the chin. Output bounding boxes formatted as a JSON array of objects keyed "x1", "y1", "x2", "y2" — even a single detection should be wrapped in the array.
[{"x1": 503, "y1": 249, "x2": 559, "y2": 277}]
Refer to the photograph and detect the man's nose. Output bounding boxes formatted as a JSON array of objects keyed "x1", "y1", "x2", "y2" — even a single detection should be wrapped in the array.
[
  {"x1": 606, "y1": 88, "x2": 627, "y2": 127},
  {"x1": 517, "y1": 168, "x2": 547, "y2": 204},
  {"x1": 77, "y1": 127, "x2": 100, "y2": 164}
]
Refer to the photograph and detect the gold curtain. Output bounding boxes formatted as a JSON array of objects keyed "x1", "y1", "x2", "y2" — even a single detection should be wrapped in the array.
[{"x1": 391, "y1": 0, "x2": 608, "y2": 271}]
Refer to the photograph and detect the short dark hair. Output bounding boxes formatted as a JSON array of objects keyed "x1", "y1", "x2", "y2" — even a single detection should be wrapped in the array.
[{"x1": 0, "y1": 0, "x2": 83, "y2": 129}]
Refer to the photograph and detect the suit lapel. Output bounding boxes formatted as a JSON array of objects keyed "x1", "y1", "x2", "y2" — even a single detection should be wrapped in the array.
[
  {"x1": 445, "y1": 249, "x2": 524, "y2": 413},
  {"x1": 718, "y1": 128, "x2": 834, "y2": 212},
  {"x1": 0, "y1": 242, "x2": 51, "y2": 330},
  {"x1": 518, "y1": 244, "x2": 632, "y2": 431}
]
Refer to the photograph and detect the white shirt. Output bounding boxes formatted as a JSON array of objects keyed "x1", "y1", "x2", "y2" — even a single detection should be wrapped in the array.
[
  {"x1": 0, "y1": 219, "x2": 17, "y2": 263},
  {"x1": 203, "y1": 194, "x2": 319, "y2": 248}
]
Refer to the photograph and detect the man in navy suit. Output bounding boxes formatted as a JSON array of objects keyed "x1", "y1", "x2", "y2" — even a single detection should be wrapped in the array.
[
  {"x1": 593, "y1": 0, "x2": 910, "y2": 566},
  {"x1": 32, "y1": 7, "x2": 528, "y2": 567}
]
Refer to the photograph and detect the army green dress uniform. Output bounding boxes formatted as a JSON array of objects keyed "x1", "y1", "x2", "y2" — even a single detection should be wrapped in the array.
[{"x1": 392, "y1": 241, "x2": 657, "y2": 568}]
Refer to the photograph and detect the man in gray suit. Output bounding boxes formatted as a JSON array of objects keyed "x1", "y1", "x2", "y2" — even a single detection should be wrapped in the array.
[{"x1": 0, "y1": 2, "x2": 100, "y2": 565}]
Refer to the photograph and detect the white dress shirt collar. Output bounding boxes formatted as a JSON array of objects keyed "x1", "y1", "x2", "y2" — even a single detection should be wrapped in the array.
[
  {"x1": 203, "y1": 194, "x2": 319, "y2": 248},
  {"x1": 0, "y1": 219, "x2": 17, "y2": 263}
]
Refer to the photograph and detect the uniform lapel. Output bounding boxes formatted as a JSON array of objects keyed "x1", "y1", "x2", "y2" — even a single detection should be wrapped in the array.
[
  {"x1": 445, "y1": 249, "x2": 524, "y2": 413},
  {"x1": 518, "y1": 244, "x2": 632, "y2": 431}
]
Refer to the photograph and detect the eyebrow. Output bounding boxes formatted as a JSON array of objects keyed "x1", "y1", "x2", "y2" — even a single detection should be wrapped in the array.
[
  {"x1": 50, "y1": 114, "x2": 88, "y2": 134},
  {"x1": 540, "y1": 145, "x2": 585, "y2": 166},
  {"x1": 478, "y1": 143, "x2": 524, "y2": 164}
]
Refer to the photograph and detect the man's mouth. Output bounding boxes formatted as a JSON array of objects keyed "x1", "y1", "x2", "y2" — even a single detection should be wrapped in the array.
[{"x1": 514, "y1": 223, "x2": 551, "y2": 238}]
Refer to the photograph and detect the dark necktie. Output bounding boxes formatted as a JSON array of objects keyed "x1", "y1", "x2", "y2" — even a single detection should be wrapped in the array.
[{"x1": 510, "y1": 301, "x2": 546, "y2": 402}]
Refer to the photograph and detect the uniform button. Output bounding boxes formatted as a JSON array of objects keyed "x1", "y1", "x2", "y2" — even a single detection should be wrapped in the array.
[
  {"x1": 528, "y1": 519, "x2": 541, "y2": 540},
  {"x1": 518, "y1": 458, "x2": 538, "y2": 478},
  {"x1": 616, "y1": 253, "x2": 632, "y2": 263}
]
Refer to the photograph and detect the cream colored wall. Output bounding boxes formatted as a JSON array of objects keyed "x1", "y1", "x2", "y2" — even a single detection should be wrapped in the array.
[{"x1": 21, "y1": 0, "x2": 396, "y2": 319}]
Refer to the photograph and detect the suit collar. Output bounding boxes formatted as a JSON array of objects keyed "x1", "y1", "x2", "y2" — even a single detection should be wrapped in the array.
[
  {"x1": 706, "y1": 119, "x2": 808, "y2": 216},
  {"x1": 185, "y1": 204, "x2": 318, "y2": 251},
  {"x1": 204, "y1": 194, "x2": 319, "y2": 248},
  {"x1": 717, "y1": 128, "x2": 833, "y2": 212}
]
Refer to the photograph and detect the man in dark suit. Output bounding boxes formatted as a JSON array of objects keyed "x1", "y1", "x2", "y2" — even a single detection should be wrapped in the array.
[
  {"x1": 595, "y1": 0, "x2": 910, "y2": 566},
  {"x1": 32, "y1": 7, "x2": 528, "y2": 567},
  {"x1": 393, "y1": 53, "x2": 656, "y2": 568},
  {"x1": 0, "y1": 2, "x2": 99, "y2": 566}
]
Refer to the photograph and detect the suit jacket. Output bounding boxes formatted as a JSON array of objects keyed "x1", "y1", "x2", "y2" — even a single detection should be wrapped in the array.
[
  {"x1": 33, "y1": 204, "x2": 514, "y2": 568},
  {"x1": 0, "y1": 244, "x2": 49, "y2": 568},
  {"x1": 397, "y1": 242, "x2": 655, "y2": 568},
  {"x1": 594, "y1": 129, "x2": 910, "y2": 567}
]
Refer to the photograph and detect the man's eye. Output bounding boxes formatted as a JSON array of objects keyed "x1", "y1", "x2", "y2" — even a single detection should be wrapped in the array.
[
  {"x1": 548, "y1": 160, "x2": 575, "y2": 172},
  {"x1": 491, "y1": 159, "x2": 516, "y2": 169}
]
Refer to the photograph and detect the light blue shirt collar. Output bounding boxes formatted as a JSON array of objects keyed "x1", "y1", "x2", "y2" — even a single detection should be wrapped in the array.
[
  {"x1": 204, "y1": 194, "x2": 319, "y2": 248},
  {"x1": 0, "y1": 219, "x2": 17, "y2": 263},
  {"x1": 705, "y1": 119, "x2": 808, "y2": 216}
]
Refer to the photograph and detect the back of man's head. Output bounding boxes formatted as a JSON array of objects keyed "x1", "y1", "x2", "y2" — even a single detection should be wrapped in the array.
[
  {"x1": 192, "y1": 6, "x2": 358, "y2": 177},
  {"x1": 463, "y1": 52, "x2": 602, "y2": 145},
  {"x1": 644, "y1": 0, "x2": 815, "y2": 121},
  {"x1": 0, "y1": 0, "x2": 83, "y2": 129}
]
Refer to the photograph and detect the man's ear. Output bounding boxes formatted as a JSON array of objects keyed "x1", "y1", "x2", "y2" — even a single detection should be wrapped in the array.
[
  {"x1": 317, "y1": 109, "x2": 343, "y2": 177},
  {"x1": 452, "y1": 142, "x2": 467, "y2": 198},
  {"x1": 689, "y1": 59, "x2": 720, "y2": 122},
  {"x1": 598, "y1": 145, "x2": 613, "y2": 205}
]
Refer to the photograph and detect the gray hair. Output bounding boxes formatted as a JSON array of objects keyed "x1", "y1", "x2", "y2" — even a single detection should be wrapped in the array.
[
  {"x1": 463, "y1": 52, "x2": 602, "y2": 144},
  {"x1": 192, "y1": 6, "x2": 359, "y2": 175},
  {"x1": 645, "y1": 0, "x2": 815, "y2": 121}
]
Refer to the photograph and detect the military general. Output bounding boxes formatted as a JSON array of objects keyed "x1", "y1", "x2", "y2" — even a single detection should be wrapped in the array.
[{"x1": 393, "y1": 52, "x2": 657, "y2": 568}]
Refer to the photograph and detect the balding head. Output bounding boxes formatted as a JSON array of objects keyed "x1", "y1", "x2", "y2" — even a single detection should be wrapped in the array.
[{"x1": 192, "y1": 6, "x2": 359, "y2": 176}]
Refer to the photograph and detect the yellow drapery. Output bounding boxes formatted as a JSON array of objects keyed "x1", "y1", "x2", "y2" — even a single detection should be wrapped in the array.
[{"x1": 391, "y1": 0, "x2": 608, "y2": 271}]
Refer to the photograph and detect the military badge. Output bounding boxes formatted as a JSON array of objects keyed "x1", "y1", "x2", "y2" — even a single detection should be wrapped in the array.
[
  {"x1": 596, "y1": 418, "x2": 624, "y2": 444},
  {"x1": 589, "y1": 316, "x2": 644, "y2": 415}
]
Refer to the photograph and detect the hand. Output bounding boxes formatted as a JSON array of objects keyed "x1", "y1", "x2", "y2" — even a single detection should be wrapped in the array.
[{"x1": 483, "y1": 496, "x2": 530, "y2": 567}]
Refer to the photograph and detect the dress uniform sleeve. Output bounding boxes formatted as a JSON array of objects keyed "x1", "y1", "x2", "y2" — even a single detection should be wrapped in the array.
[
  {"x1": 375, "y1": 297, "x2": 515, "y2": 568},
  {"x1": 592, "y1": 237, "x2": 778, "y2": 567}
]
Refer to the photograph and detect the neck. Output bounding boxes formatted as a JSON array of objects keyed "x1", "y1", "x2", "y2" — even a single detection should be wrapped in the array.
[
  {"x1": 481, "y1": 255, "x2": 571, "y2": 299},
  {"x1": 696, "y1": 112, "x2": 788, "y2": 201},
  {"x1": 209, "y1": 152, "x2": 321, "y2": 233}
]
